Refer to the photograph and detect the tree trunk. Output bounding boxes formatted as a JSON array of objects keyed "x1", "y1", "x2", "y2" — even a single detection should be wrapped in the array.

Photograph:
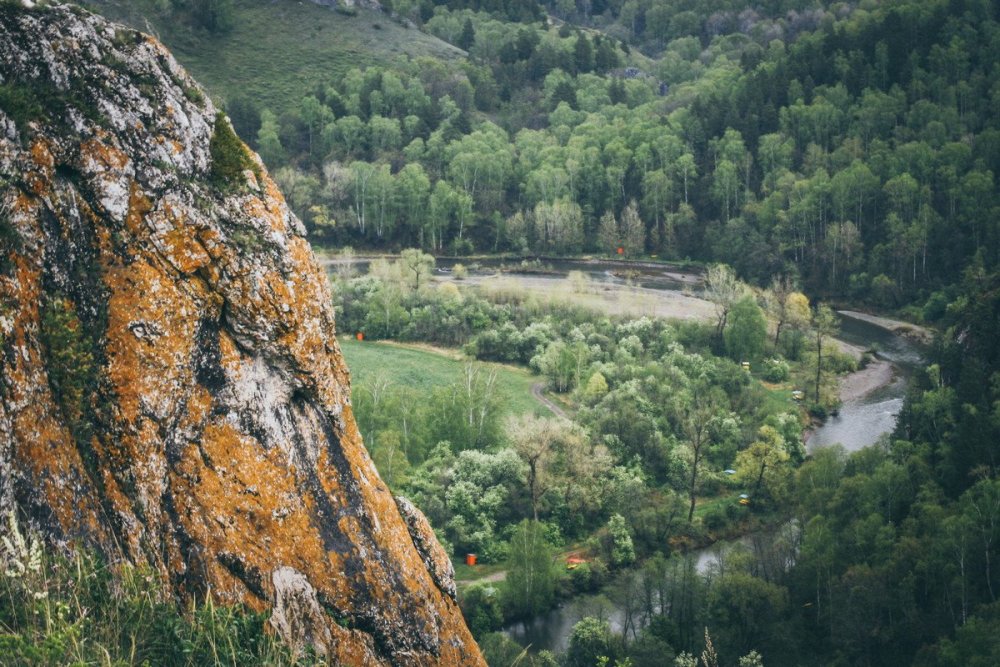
[{"x1": 815, "y1": 333, "x2": 823, "y2": 404}]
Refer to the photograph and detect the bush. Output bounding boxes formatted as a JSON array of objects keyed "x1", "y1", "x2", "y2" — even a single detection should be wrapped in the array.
[
  {"x1": 566, "y1": 617, "x2": 619, "y2": 667},
  {"x1": 459, "y1": 584, "x2": 504, "y2": 636},
  {"x1": 209, "y1": 112, "x2": 260, "y2": 190},
  {"x1": 922, "y1": 291, "x2": 950, "y2": 322},
  {"x1": 0, "y1": 210, "x2": 21, "y2": 274},
  {"x1": 702, "y1": 505, "x2": 728, "y2": 531},
  {"x1": 607, "y1": 514, "x2": 635, "y2": 567},
  {"x1": 41, "y1": 296, "x2": 96, "y2": 442},
  {"x1": 760, "y1": 358, "x2": 790, "y2": 382},
  {"x1": 568, "y1": 562, "x2": 593, "y2": 593},
  {"x1": 0, "y1": 81, "x2": 47, "y2": 127}
]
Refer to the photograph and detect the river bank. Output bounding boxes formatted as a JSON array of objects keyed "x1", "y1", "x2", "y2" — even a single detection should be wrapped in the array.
[
  {"x1": 457, "y1": 272, "x2": 717, "y2": 321},
  {"x1": 838, "y1": 309, "x2": 934, "y2": 345},
  {"x1": 831, "y1": 309, "x2": 931, "y2": 404},
  {"x1": 807, "y1": 311, "x2": 924, "y2": 453}
]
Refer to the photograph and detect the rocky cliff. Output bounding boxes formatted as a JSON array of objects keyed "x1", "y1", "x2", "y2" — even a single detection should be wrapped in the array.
[{"x1": 0, "y1": 2, "x2": 483, "y2": 664}]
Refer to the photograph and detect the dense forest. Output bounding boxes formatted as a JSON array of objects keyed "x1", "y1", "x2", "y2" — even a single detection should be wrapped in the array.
[
  {"x1": 3, "y1": 0, "x2": 998, "y2": 666},
  {"x1": 189, "y1": 0, "x2": 1000, "y2": 315},
  {"x1": 323, "y1": 252, "x2": 999, "y2": 667}
]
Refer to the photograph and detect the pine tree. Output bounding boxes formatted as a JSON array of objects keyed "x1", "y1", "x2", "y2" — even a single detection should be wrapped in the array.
[{"x1": 458, "y1": 18, "x2": 476, "y2": 51}]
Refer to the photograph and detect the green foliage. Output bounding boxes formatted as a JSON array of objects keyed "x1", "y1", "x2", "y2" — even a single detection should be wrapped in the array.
[
  {"x1": 566, "y1": 616, "x2": 618, "y2": 667},
  {"x1": 459, "y1": 584, "x2": 503, "y2": 636},
  {"x1": 0, "y1": 198, "x2": 20, "y2": 275},
  {"x1": 41, "y1": 296, "x2": 96, "y2": 442},
  {"x1": 724, "y1": 297, "x2": 767, "y2": 363},
  {"x1": 0, "y1": 81, "x2": 48, "y2": 127},
  {"x1": 478, "y1": 632, "x2": 558, "y2": 667},
  {"x1": 924, "y1": 604, "x2": 1000, "y2": 667},
  {"x1": 188, "y1": 0, "x2": 235, "y2": 33},
  {"x1": 0, "y1": 511, "x2": 305, "y2": 666},
  {"x1": 95, "y1": 0, "x2": 464, "y2": 118},
  {"x1": 759, "y1": 358, "x2": 789, "y2": 382},
  {"x1": 503, "y1": 520, "x2": 559, "y2": 620},
  {"x1": 209, "y1": 112, "x2": 259, "y2": 190},
  {"x1": 606, "y1": 513, "x2": 635, "y2": 567},
  {"x1": 97, "y1": 0, "x2": 1000, "y2": 310},
  {"x1": 0, "y1": 74, "x2": 100, "y2": 132}
]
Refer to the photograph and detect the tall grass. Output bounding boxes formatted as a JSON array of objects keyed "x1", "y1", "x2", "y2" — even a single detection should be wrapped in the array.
[{"x1": 0, "y1": 511, "x2": 320, "y2": 666}]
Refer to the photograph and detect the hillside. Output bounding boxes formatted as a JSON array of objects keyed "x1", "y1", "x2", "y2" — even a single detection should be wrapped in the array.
[
  {"x1": 126, "y1": 0, "x2": 995, "y2": 323},
  {"x1": 84, "y1": 0, "x2": 466, "y2": 115}
]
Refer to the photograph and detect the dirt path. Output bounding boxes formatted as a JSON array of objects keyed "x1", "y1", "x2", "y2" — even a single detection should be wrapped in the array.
[
  {"x1": 456, "y1": 570, "x2": 507, "y2": 586},
  {"x1": 532, "y1": 383, "x2": 569, "y2": 419}
]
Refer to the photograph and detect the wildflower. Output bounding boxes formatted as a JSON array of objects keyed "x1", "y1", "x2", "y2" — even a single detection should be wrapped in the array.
[{"x1": 2, "y1": 510, "x2": 44, "y2": 577}]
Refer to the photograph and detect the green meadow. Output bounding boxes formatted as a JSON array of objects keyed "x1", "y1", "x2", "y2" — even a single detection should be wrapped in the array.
[{"x1": 339, "y1": 338, "x2": 545, "y2": 418}]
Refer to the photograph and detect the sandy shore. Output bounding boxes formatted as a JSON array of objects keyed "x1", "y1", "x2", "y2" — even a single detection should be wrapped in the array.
[
  {"x1": 838, "y1": 358, "x2": 895, "y2": 403},
  {"x1": 452, "y1": 273, "x2": 718, "y2": 321}
]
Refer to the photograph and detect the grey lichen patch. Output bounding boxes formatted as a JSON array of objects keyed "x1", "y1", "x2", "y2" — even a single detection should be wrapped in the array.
[{"x1": 270, "y1": 566, "x2": 333, "y2": 656}]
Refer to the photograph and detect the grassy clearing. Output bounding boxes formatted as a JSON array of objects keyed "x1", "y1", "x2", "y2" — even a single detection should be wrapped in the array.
[
  {"x1": 694, "y1": 493, "x2": 743, "y2": 518},
  {"x1": 88, "y1": 0, "x2": 464, "y2": 115},
  {"x1": 758, "y1": 381, "x2": 798, "y2": 416},
  {"x1": 453, "y1": 560, "x2": 506, "y2": 584},
  {"x1": 339, "y1": 338, "x2": 544, "y2": 417}
]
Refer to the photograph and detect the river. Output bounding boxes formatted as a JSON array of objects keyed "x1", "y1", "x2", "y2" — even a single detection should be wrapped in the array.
[
  {"x1": 500, "y1": 307, "x2": 924, "y2": 652},
  {"x1": 805, "y1": 311, "x2": 924, "y2": 453},
  {"x1": 503, "y1": 524, "x2": 801, "y2": 654},
  {"x1": 323, "y1": 255, "x2": 925, "y2": 652}
]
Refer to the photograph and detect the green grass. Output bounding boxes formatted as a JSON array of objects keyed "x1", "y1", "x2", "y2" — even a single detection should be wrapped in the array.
[
  {"x1": 339, "y1": 339, "x2": 545, "y2": 417},
  {"x1": 758, "y1": 382, "x2": 798, "y2": 415},
  {"x1": 87, "y1": 0, "x2": 465, "y2": 115},
  {"x1": 694, "y1": 493, "x2": 743, "y2": 518},
  {"x1": 453, "y1": 560, "x2": 506, "y2": 583}
]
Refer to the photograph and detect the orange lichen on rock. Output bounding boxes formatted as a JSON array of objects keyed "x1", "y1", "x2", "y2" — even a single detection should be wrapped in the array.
[
  {"x1": 103, "y1": 257, "x2": 203, "y2": 424},
  {"x1": 0, "y1": 4, "x2": 483, "y2": 664},
  {"x1": 80, "y1": 135, "x2": 131, "y2": 171}
]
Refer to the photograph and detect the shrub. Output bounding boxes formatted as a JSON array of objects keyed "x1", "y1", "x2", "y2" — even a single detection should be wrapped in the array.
[
  {"x1": 459, "y1": 584, "x2": 504, "y2": 636},
  {"x1": 0, "y1": 81, "x2": 47, "y2": 127},
  {"x1": 760, "y1": 358, "x2": 790, "y2": 382},
  {"x1": 922, "y1": 291, "x2": 949, "y2": 322},
  {"x1": 209, "y1": 112, "x2": 260, "y2": 190},
  {"x1": 607, "y1": 514, "x2": 635, "y2": 567},
  {"x1": 41, "y1": 296, "x2": 96, "y2": 442},
  {"x1": 702, "y1": 505, "x2": 728, "y2": 531},
  {"x1": 0, "y1": 204, "x2": 21, "y2": 274},
  {"x1": 566, "y1": 617, "x2": 618, "y2": 667}
]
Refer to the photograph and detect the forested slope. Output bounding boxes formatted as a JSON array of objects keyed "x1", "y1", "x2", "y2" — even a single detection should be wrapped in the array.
[{"x1": 96, "y1": 0, "x2": 997, "y2": 317}]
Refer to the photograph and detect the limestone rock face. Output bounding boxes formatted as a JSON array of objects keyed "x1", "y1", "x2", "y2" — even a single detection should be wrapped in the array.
[{"x1": 0, "y1": 3, "x2": 483, "y2": 664}]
